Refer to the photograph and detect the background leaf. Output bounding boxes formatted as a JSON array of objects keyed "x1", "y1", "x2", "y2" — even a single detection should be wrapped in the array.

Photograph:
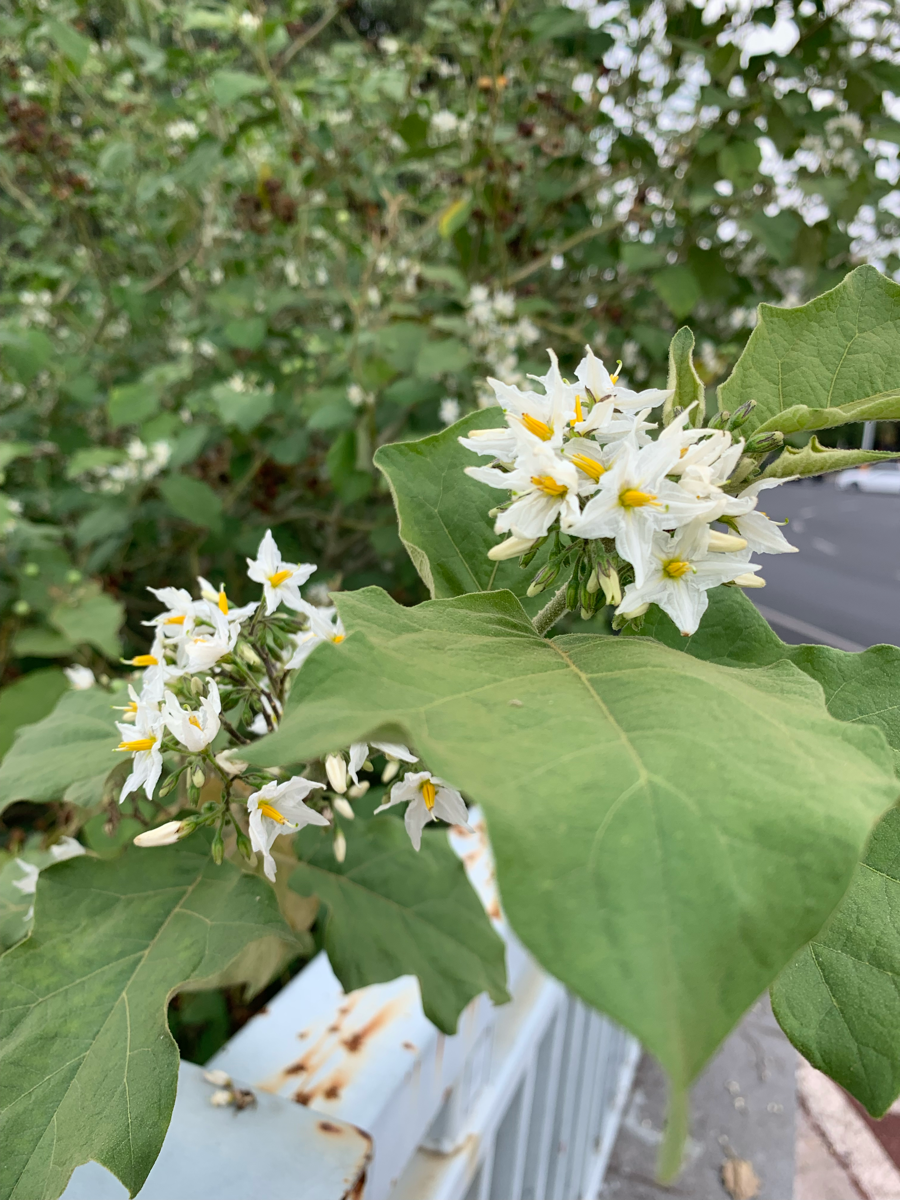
[
  {"x1": 291, "y1": 805, "x2": 508, "y2": 1034},
  {"x1": 0, "y1": 839, "x2": 294, "y2": 1200},
  {"x1": 242, "y1": 587, "x2": 896, "y2": 1099},
  {"x1": 0, "y1": 670, "x2": 67, "y2": 761},
  {"x1": 49, "y1": 585, "x2": 125, "y2": 658}
]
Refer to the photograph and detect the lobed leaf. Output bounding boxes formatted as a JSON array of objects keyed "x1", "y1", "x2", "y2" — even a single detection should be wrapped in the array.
[
  {"x1": 757, "y1": 435, "x2": 900, "y2": 481},
  {"x1": 242, "y1": 587, "x2": 896, "y2": 1104},
  {"x1": 664, "y1": 326, "x2": 704, "y2": 427}
]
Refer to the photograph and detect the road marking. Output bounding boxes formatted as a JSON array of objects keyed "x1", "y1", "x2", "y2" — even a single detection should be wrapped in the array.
[
  {"x1": 811, "y1": 537, "x2": 838, "y2": 556},
  {"x1": 754, "y1": 604, "x2": 866, "y2": 653}
]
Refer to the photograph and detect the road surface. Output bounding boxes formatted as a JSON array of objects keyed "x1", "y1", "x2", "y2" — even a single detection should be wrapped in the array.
[{"x1": 745, "y1": 479, "x2": 900, "y2": 650}]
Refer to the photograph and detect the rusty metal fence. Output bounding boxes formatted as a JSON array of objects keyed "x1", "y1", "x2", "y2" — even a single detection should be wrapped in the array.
[{"x1": 62, "y1": 814, "x2": 638, "y2": 1200}]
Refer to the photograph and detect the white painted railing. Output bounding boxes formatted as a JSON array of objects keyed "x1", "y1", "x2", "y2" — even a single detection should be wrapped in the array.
[{"x1": 63, "y1": 814, "x2": 638, "y2": 1200}]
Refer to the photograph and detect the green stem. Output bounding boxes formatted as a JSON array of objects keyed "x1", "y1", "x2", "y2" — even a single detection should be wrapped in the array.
[
  {"x1": 532, "y1": 584, "x2": 569, "y2": 637},
  {"x1": 657, "y1": 1084, "x2": 689, "y2": 1184}
]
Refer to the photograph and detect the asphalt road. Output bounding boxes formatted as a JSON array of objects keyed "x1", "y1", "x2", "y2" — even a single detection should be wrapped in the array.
[{"x1": 745, "y1": 479, "x2": 900, "y2": 650}]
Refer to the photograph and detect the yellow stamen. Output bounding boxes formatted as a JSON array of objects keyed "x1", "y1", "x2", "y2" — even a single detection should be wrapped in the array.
[
  {"x1": 331, "y1": 633, "x2": 346, "y2": 644},
  {"x1": 531, "y1": 474, "x2": 568, "y2": 498},
  {"x1": 520, "y1": 412, "x2": 553, "y2": 441},
  {"x1": 663, "y1": 559, "x2": 693, "y2": 579},
  {"x1": 165, "y1": 615, "x2": 186, "y2": 625},
  {"x1": 189, "y1": 715, "x2": 202, "y2": 729},
  {"x1": 420, "y1": 779, "x2": 436, "y2": 810},
  {"x1": 131, "y1": 654, "x2": 158, "y2": 667},
  {"x1": 570, "y1": 394, "x2": 584, "y2": 426},
  {"x1": 217, "y1": 589, "x2": 229, "y2": 615},
  {"x1": 268, "y1": 569, "x2": 293, "y2": 588},
  {"x1": 119, "y1": 700, "x2": 138, "y2": 715},
  {"x1": 570, "y1": 453, "x2": 605, "y2": 482},
  {"x1": 619, "y1": 488, "x2": 658, "y2": 508},
  {"x1": 258, "y1": 800, "x2": 287, "y2": 825},
  {"x1": 610, "y1": 360, "x2": 622, "y2": 386},
  {"x1": 117, "y1": 736, "x2": 156, "y2": 752}
]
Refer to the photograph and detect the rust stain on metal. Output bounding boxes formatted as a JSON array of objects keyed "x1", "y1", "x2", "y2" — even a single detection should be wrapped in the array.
[
  {"x1": 317, "y1": 1120, "x2": 343, "y2": 1135},
  {"x1": 342, "y1": 996, "x2": 405, "y2": 1053},
  {"x1": 487, "y1": 898, "x2": 501, "y2": 920},
  {"x1": 344, "y1": 1169, "x2": 367, "y2": 1200},
  {"x1": 293, "y1": 1067, "x2": 348, "y2": 1106},
  {"x1": 402, "y1": 1041, "x2": 416, "y2": 1052}
]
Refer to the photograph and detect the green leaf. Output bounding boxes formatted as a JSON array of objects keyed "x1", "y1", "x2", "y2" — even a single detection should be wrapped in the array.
[
  {"x1": 222, "y1": 317, "x2": 267, "y2": 351},
  {"x1": 0, "y1": 839, "x2": 293, "y2": 1200},
  {"x1": 529, "y1": 6, "x2": 586, "y2": 39},
  {"x1": 49, "y1": 584, "x2": 125, "y2": 659},
  {"x1": 209, "y1": 69, "x2": 268, "y2": 106},
  {"x1": 664, "y1": 327, "x2": 704, "y2": 427},
  {"x1": 0, "y1": 689, "x2": 120, "y2": 815},
  {"x1": 757, "y1": 436, "x2": 900, "y2": 481},
  {"x1": 0, "y1": 442, "x2": 33, "y2": 478},
  {"x1": 415, "y1": 337, "x2": 472, "y2": 378},
  {"x1": 717, "y1": 140, "x2": 761, "y2": 187},
  {"x1": 211, "y1": 383, "x2": 274, "y2": 432},
  {"x1": 12, "y1": 627, "x2": 75, "y2": 659},
  {"x1": 45, "y1": 18, "x2": 91, "y2": 70},
  {"x1": 438, "y1": 197, "x2": 473, "y2": 240},
  {"x1": 107, "y1": 381, "x2": 162, "y2": 428},
  {"x1": 157, "y1": 474, "x2": 223, "y2": 529},
  {"x1": 0, "y1": 327, "x2": 53, "y2": 384},
  {"x1": 652, "y1": 266, "x2": 702, "y2": 319},
  {"x1": 719, "y1": 266, "x2": 900, "y2": 436},
  {"x1": 0, "y1": 670, "x2": 68, "y2": 761},
  {"x1": 638, "y1": 589, "x2": 900, "y2": 1116},
  {"x1": 291, "y1": 810, "x2": 508, "y2": 1034},
  {"x1": 242, "y1": 587, "x2": 896, "y2": 1100},
  {"x1": 0, "y1": 853, "x2": 38, "y2": 952},
  {"x1": 373, "y1": 411, "x2": 550, "y2": 614}
]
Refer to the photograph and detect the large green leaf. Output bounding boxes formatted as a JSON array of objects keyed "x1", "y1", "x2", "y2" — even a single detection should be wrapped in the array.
[
  {"x1": 0, "y1": 840, "x2": 293, "y2": 1200},
  {"x1": 0, "y1": 670, "x2": 68, "y2": 761},
  {"x1": 757, "y1": 435, "x2": 900, "y2": 481},
  {"x1": 640, "y1": 590, "x2": 900, "y2": 1116},
  {"x1": 373, "y1": 411, "x2": 550, "y2": 613},
  {"x1": 720, "y1": 265, "x2": 900, "y2": 436},
  {"x1": 291, "y1": 808, "x2": 509, "y2": 1034},
  {"x1": 242, "y1": 587, "x2": 896, "y2": 1116},
  {"x1": 0, "y1": 689, "x2": 119, "y2": 815},
  {"x1": 49, "y1": 585, "x2": 125, "y2": 659}
]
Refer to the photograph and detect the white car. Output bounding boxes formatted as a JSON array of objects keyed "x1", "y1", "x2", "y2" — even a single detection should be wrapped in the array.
[{"x1": 835, "y1": 461, "x2": 900, "y2": 493}]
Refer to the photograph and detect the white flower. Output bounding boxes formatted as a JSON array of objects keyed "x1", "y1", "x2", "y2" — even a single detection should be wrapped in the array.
[
  {"x1": 721, "y1": 479, "x2": 798, "y2": 554},
  {"x1": 48, "y1": 836, "x2": 86, "y2": 864},
  {"x1": 616, "y1": 521, "x2": 761, "y2": 636},
  {"x1": 12, "y1": 838, "x2": 85, "y2": 902},
  {"x1": 576, "y1": 345, "x2": 671, "y2": 410},
  {"x1": 374, "y1": 770, "x2": 470, "y2": 851},
  {"x1": 134, "y1": 820, "x2": 189, "y2": 848},
  {"x1": 565, "y1": 437, "x2": 712, "y2": 585},
  {"x1": 348, "y1": 740, "x2": 415, "y2": 785},
  {"x1": 439, "y1": 397, "x2": 461, "y2": 425},
  {"x1": 487, "y1": 535, "x2": 537, "y2": 561},
  {"x1": 64, "y1": 665, "x2": 95, "y2": 690},
  {"x1": 165, "y1": 119, "x2": 199, "y2": 142},
  {"x1": 117, "y1": 703, "x2": 165, "y2": 803},
  {"x1": 196, "y1": 576, "x2": 258, "y2": 624},
  {"x1": 164, "y1": 680, "x2": 222, "y2": 752},
  {"x1": 145, "y1": 586, "x2": 199, "y2": 638},
  {"x1": 238, "y1": 11, "x2": 261, "y2": 31},
  {"x1": 467, "y1": 446, "x2": 580, "y2": 541},
  {"x1": 12, "y1": 860, "x2": 39, "y2": 897},
  {"x1": 431, "y1": 109, "x2": 459, "y2": 135},
  {"x1": 486, "y1": 350, "x2": 578, "y2": 452},
  {"x1": 125, "y1": 634, "x2": 184, "y2": 704},
  {"x1": 247, "y1": 777, "x2": 329, "y2": 881},
  {"x1": 285, "y1": 604, "x2": 346, "y2": 669},
  {"x1": 181, "y1": 607, "x2": 238, "y2": 672},
  {"x1": 246, "y1": 530, "x2": 316, "y2": 615}
]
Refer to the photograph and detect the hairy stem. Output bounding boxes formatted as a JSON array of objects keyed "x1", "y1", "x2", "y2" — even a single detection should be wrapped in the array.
[{"x1": 532, "y1": 584, "x2": 569, "y2": 637}]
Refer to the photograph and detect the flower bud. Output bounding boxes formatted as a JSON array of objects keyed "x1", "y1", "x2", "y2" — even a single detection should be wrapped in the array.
[
  {"x1": 519, "y1": 537, "x2": 545, "y2": 568},
  {"x1": 597, "y1": 567, "x2": 621, "y2": 607},
  {"x1": 727, "y1": 399, "x2": 756, "y2": 430},
  {"x1": 488, "y1": 536, "x2": 537, "y2": 562},
  {"x1": 190, "y1": 676, "x2": 205, "y2": 696},
  {"x1": 192, "y1": 767, "x2": 205, "y2": 789},
  {"x1": 237, "y1": 642, "x2": 262, "y2": 666},
  {"x1": 333, "y1": 796, "x2": 355, "y2": 820},
  {"x1": 619, "y1": 602, "x2": 650, "y2": 620},
  {"x1": 235, "y1": 830, "x2": 253, "y2": 860},
  {"x1": 325, "y1": 753, "x2": 348, "y2": 793},
  {"x1": 133, "y1": 820, "x2": 188, "y2": 848},
  {"x1": 381, "y1": 759, "x2": 400, "y2": 784},
  {"x1": 708, "y1": 410, "x2": 729, "y2": 430},
  {"x1": 333, "y1": 829, "x2": 347, "y2": 863},
  {"x1": 565, "y1": 577, "x2": 579, "y2": 611},
  {"x1": 211, "y1": 829, "x2": 225, "y2": 865},
  {"x1": 159, "y1": 773, "x2": 180, "y2": 798},
  {"x1": 745, "y1": 430, "x2": 784, "y2": 455},
  {"x1": 210, "y1": 1089, "x2": 233, "y2": 1108},
  {"x1": 707, "y1": 530, "x2": 747, "y2": 553},
  {"x1": 526, "y1": 561, "x2": 560, "y2": 598},
  {"x1": 734, "y1": 573, "x2": 765, "y2": 589},
  {"x1": 347, "y1": 781, "x2": 370, "y2": 800},
  {"x1": 585, "y1": 567, "x2": 600, "y2": 594}
]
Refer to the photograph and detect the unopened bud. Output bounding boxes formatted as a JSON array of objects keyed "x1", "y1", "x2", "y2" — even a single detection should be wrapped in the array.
[
  {"x1": 526, "y1": 561, "x2": 560, "y2": 598},
  {"x1": 190, "y1": 676, "x2": 205, "y2": 696},
  {"x1": 134, "y1": 820, "x2": 187, "y2": 848},
  {"x1": 237, "y1": 642, "x2": 262, "y2": 666},
  {"x1": 565, "y1": 577, "x2": 579, "y2": 611},
  {"x1": 192, "y1": 767, "x2": 205, "y2": 789},
  {"x1": 216, "y1": 749, "x2": 249, "y2": 777},
  {"x1": 12, "y1": 600, "x2": 29, "y2": 616},
  {"x1": 23, "y1": 562, "x2": 39, "y2": 577},
  {"x1": 203, "y1": 1069, "x2": 232, "y2": 1088},
  {"x1": 487, "y1": 536, "x2": 537, "y2": 562},
  {"x1": 734, "y1": 573, "x2": 765, "y2": 589},
  {"x1": 210, "y1": 1089, "x2": 233, "y2": 1108},
  {"x1": 708, "y1": 410, "x2": 729, "y2": 430},
  {"x1": 325, "y1": 753, "x2": 348, "y2": 794},
  {"x1": 333, "y1": 829, "x2": 347, "y2": 863},
  {"x1": 347, "y1": 781, "x2": 370, "y2": 800},
  {"x1": 159, "y1": 773, "x2": 179, "y2": 798},
  {"x1": 619, "y1": 602, "x2": 650, "y2": 620},
  {"x1": 707, "y1": 530, "x2": 747, "y2": 552},
  {"x1": 727, "y1": 399, "x2": 756, "y2": 430},
  {"x1": 188, "y1": 783, "x2": 201, "y2": 805},
  {"x1": 381, "y1": 759, "x2": 400, "y2": 784},
  {"x1": 235, "y1": 830, "x2": 253, "y2": 860},
  {"x1": 598, "y1": 567, "x2": 622, "y2": 607},
  {"x1": 519, "y1": 536, "x2": 545, "y2": 568},
  {"x1": 745, "y1": 430, "x2": 784, "y2": 455},
  {"x1": 333, "y1": 796, "x2": 355, "y2": 820},
  {"x1": 211, "y1": 829, "x2": 225, "y2": 865},
  {"x1": 585, "y1": 567, "x2": 600, "y2": 594}
]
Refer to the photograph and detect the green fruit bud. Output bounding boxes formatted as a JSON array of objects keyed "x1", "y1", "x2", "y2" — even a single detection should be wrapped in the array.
[
  {"x1": 727, "y1": 399, "x2": 756, "y2": 430},
  {"x1": 192, "y1": 767, "x2": 205, "y2": 789},
  {"x1": 745, "y1": 430, "x2": 784, "y2": 454},
  {"x1": 565, "y1": 577, "x2": 579, "y2": 611},
  {"x1": 211, "y1": 829, "x2": 225, "y2": 866},
  {"x1": 526, "y1": 561, "x2": 560, "y2": 598},
  {"x1": 66, "y1": 569, "x2": 83, "y2": 584},
  {"x1": 188, "y1": 783, "x2": 200, "y2": 805},
  {"x1": 708, "y1": 410, "x2": 729, "y2": 430},
  {"x1": 159, "y1": 773, "x2": 179, "y2": 798},
  {"x1": 236, "y1": 830, "x2": 253, "y2": 860}
]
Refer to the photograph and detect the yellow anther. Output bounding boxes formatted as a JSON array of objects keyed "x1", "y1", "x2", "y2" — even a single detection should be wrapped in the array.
[
  {"x1": 663, "y1": 559, "x2": 693, "y2": 579},
  {"x1": 189, "y1": 715, "x2": 202, "y2": 730},
  {"x1": 531, "y1": 474, "x2": 568, "y2": 498},
  {"x1": 268, "y1": 569, "x2": 293, "y2": 587},
  {"x1": 331, "y1": 633, "x2": 346, "y2": 644},
  {"x1": 619, "y1": 488, "x2": 658, "y2": 508},
  {"x1": 130, "y1": 654, "x2": 159, "y2": 667},
  {"x1": 520, "y1": 412, "x2": 553, "y2": 441},
  {"x1": 117, "y1": 736, "x2": 156, "y2": 753},
  {"x1": 421, "y1": 779, "x2": 437, "y2": 810},
  {"x1": 258, "y1": 800, "x2": 288, "y2": 825},
  {"x1": 574, "y1": 394, "x2": 584, "y2": 423},
  {"x1": 570, "y1": 453, "x2": 605, "y2": 482},
  {"x1": 217, "y1": 589, "x2": 229, "y2": 615},
  {"x1": 125, "y1": 700, "x2": 138, "y2": 714},
  {"x1": 165, "y1": 615, "x2": 186, "y2": 625}
]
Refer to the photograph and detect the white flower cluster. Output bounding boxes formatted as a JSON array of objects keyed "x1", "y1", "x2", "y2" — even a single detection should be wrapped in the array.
[
  {"x1": 78, "y1": 438, "x2": 171, "y2": 494},
  {"x1": 119, "y1": 530, "x2": 469, "y2": 876},
  {"x1": 461, "y1": 347, "x2": 796, "y2": 636},
  {"x1": 465, "y1": 285, "x2": 541, "y2": 394}
]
